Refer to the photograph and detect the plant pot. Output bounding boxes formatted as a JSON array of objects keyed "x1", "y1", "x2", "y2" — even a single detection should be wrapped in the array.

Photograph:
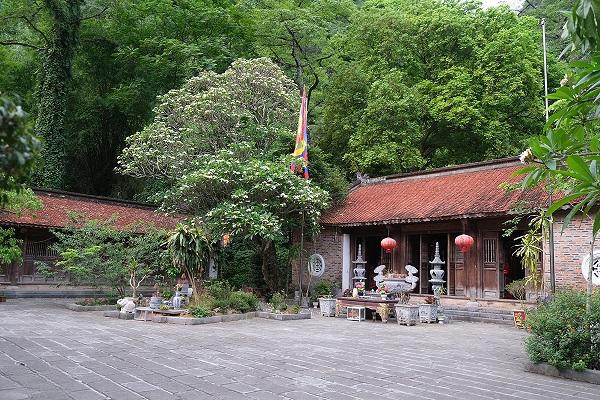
[
  {"x1": 149, "y1": 296, "x2": 163, "y2": 310},
  {"x1": 513, "y1": 309, "x2": 526, "y2": 329},
  {"x1": 319, "y1": 298, "x2": 337, "y2": 317},
  {"x1": 395, "y1": 304, "x2": 419, "y2": 326},
  {"x1": 419, "y1": 303, "x2": 438, "y2": 323},
  {"x1": 380, "y1": 295, "x2": 387, "y2": 300}
]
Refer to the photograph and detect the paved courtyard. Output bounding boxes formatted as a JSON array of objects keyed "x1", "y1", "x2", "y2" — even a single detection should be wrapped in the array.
[{"x1": 0, "y1": 300, "x2": 598, "y2": 400}]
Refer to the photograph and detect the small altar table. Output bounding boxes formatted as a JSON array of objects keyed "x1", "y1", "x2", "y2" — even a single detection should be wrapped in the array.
[
  {"x1": 134, "y1": 307, "x2": 187, "y2": 321},
  {"x1": 336, "y1": 297, "x2": 398, "y2": 322}
]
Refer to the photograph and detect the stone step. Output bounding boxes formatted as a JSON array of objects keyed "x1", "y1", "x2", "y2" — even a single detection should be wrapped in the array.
[
  {"x1": 443, "y1": 306, "x2": 513, "y2": 315},
  {"x1": 448, "y1": 314, "x2": 514, "y2": 326},
  {"x1": 444, "y1": 310, "x2": 514, "y2": 321}
]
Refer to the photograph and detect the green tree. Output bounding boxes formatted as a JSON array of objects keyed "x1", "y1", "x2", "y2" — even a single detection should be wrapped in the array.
[
  {"x1": 520, "y1": 0, "x2": 576, "y2": 57},
  {"x1": 0, "y1": 96, "x2": 41, "y2": 198},
  {"x1": 119, "y1": 58, "x2": 331, "y2": 291},
  {"x1": 0, "y1": 0, "x2": 92, "y2": 188},
  {"x1": 0, "y1": 0, "x2": 249, "y2": 194},
  {"x1": 51, "y1": 217, "x2": 169, "y2": 296},
  {"x1": 320, "y1": 0, "x2": 555, "y2": 176},
  {"x1": 519, "y1": 0, "x2": 599, "y2": 310},
  {"x1": 242, "y1": 0, "x2": 355, "y2": 100}
]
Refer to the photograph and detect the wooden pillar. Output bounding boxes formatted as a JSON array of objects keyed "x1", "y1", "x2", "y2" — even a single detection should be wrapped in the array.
[{"x1": 463, "y1": 219, "x2": 479, "y2": 299}]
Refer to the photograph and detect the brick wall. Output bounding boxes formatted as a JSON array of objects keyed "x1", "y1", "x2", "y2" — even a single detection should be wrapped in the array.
[
  {"x1": 291, "y1": 227, "x2": 343, "y2": 292},
  {"x1": 544, "y1": 213, "x2": 593, "y2": 291}
]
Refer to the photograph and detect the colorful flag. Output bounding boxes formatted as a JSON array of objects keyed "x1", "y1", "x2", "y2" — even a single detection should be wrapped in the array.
[{"x1": 290, "y1": 88, "x2": 309, "y2": 179}]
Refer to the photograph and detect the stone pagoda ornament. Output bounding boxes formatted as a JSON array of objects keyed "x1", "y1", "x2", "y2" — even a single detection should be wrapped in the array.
[
  {"x1": 352, "y1": 245, "x2": 367, "y2": 285},
  {"x1": 429, "y1": 242, "x2": 446, "y2": 299}
]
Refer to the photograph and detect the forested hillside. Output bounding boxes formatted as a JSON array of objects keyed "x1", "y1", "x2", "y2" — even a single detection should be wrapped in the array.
[{"x1": 0, "y1": 0, "x2": 569, "y2": 199}]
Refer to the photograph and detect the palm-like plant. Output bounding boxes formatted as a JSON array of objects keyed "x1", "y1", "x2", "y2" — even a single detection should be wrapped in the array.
[{"x1": 165, "y1": 223, "x2": 212, "y2": 298}]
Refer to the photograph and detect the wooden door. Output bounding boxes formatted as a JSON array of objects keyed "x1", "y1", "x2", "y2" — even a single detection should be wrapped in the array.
[
  {"x1": 481, "y1": 232, "x2": 500, "y2": 299},
  {"x1": 451, "y1": 234, "x2": 465, "y2": 296}
]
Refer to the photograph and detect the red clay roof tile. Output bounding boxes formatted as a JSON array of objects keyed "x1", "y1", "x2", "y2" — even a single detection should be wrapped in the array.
[
  {"x1": 0, "y1": 190, "x2": 180, "y2": 230},
  {"x1": 322, "y1": 159, "x2": 544, "y2": 226}
]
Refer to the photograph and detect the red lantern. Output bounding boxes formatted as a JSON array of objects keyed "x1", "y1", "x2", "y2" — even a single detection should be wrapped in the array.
[
  {"x1": 381, "y1": 237, "x2": 397, "y2": 253},
  {"x1": 455, "y1": 234, "x2": 474, "y2": 253}
]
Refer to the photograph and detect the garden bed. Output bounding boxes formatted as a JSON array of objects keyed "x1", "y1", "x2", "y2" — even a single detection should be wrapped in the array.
[
  {"x1": 104, "y1": 310, "x2": 311, "y2": 324},
  {"x1": 525, "y1": 362, "x2": 600, "y2": 385},
  {"x1": 66, "y1": 303, "x2": 118, "y2": 312}
]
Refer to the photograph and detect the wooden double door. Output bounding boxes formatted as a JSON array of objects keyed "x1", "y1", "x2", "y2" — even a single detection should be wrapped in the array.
[{"x1": 417, "y1": 232, "x2": 501, "y2": 299}]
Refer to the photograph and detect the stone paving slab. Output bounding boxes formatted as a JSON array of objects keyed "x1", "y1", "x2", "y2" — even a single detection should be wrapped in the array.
[{"x1": 0, "y1": 299, "x2": 599, "y2": 399}]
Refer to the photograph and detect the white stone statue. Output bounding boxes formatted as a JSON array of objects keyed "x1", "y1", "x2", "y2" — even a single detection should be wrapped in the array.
[
  {"x1": 117, "y1": 297, "x2": 136, "y2": 314},
  {"x1": 405, "y1": 265, "x2": 419, "y2": 290},
  {"x1": 374, "y1": 265, "x2": 386, "y2": 287}
]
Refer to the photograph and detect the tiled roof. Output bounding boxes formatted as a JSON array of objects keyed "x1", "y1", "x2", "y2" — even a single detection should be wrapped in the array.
[
  {"x1": 0, "y1": 189, "x2": 180, "y2": 230},
  {"x1": 322, "y1": 158, "x2": 544, "y2": 226}
]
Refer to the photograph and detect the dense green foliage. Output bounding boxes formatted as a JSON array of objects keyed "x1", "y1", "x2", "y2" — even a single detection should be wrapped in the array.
[
  {"x1": 0, "y1": 96, "x2": 41, "y2": 197},
  {"x1": 0, "y1": 0, "x2": 249, "y2": 195},
  {"x1": 1, "y1": 0, "x2": 562, "y2": 193},
  {"x1": 319, "y1": 0, "x2": 557, "y2": 176},
  {"x1": 197, "y1": 280, "x2": 259, "y2": 313},
  {"x1": 120, "y1": 58, "x2": 329, "y2": 292},
  {"x1": 48, "y1": 217, "x2": 169, "y2": 296},
  {"x1": 165, "y1": 224, "x2": 211, "y2": 296},
  {"x1": 0, "y1": 227, "x2": 23, "y2": 266},
  {"x1": 519, "y1": 0, "x2": 599, "y2": 310},
  {"x1": 526, "y1": 291, "x2": 600, "y2": 370}
]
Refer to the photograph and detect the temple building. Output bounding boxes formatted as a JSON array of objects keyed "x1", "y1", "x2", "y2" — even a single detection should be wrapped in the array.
[
  {"x1": 296, "y1": 158, "x2": 590, "y2": 300},
  {"x1": 0, "y1": 189, "x2": 178, "y2": 297}
]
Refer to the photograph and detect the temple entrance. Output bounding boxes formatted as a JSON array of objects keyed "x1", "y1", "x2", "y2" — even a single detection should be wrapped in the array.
[
  {"x1": 501, "y1": 230, "x2": 526, "y2": 299},
  {"x1": 364, "y1": 236, "x2": 384, "y2": 291}
]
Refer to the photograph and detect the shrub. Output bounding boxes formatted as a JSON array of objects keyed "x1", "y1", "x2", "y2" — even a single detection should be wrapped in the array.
[
  {"x1": 206, "y1": 280, "x2": 233, "y2": 301},
  {"x1": 190, "y1": 306, "x2": 213, "y2": 318},
  {"x1": 289, "y1": 304, "x2": 301, "y2": 314},
  {"x1": 526, "y1": 291, "x2": 600, "y2": 370},
  {"x1": 313, "y1": 280, "x2": 335, "y2": 299},
  {"x1": 506, "y1": 279, "x2": 527, "y2": 302},
  {"x1": 269, "y1": 291, "x2": 287, "y2": 312},
  {"x1": 76, "y1": 297, "x2": 117, "y2": 306},
  {"x1": 227, "y1": 291, "x2": 258, "y2": 313}
]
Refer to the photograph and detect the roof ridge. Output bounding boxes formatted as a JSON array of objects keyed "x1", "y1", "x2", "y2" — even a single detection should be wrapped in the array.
[
  {"x1": 353, "y1": 157, "x2": 520, "y2": 189},
  {"x1": 32, "y1": 188, "x2": 158, "y2": 209}
]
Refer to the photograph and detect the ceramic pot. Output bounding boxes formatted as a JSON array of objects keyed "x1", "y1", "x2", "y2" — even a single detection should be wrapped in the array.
[
  {"x1": 395, "y1": 304, "x2": 419, "y2": 326},
  {"x1": 319, "y1": 298, "x2": 337, "y2": 317},
  {"x1": 419, "y1": 303, "x2": 438, "y2": 323},
  {"x1": 513, "y1": 309, "x2": 526, "y2": 329},
  {"x1": 149, "y1": 296, "x2": 163, "y2": 310}
]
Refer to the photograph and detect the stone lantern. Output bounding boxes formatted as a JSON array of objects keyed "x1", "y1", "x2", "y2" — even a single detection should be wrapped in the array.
[{"x1": 429, "y1": 242, "x2": 446, "y2": 300}]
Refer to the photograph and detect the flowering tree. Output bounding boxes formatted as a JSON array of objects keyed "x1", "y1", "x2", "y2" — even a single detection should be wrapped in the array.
[{"x1": 119, "y1": 58, "x2": 330, "y2": 291}]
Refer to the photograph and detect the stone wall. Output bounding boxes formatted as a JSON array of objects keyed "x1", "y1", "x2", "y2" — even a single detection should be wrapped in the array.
[
  {"x1": 544, "y1": 213, "x2": 593, "y2": 291},
  {"x1": 291, "y1": 227, "x2": 343, "y2": 292}
]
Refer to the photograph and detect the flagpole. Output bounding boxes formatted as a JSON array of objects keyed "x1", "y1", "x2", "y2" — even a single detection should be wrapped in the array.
[
  {"x1": 298, "y1": 211, "x2": 305, "y2": 306},
  {"x1": 541, "y1": 18, "x2": 556, "y2": 294}
]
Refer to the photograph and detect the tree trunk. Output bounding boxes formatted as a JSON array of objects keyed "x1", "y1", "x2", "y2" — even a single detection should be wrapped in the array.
[
  {"x1": 33, "y1": 0, "x2": 82, "y2": 188},
  {"x1": 261, "y1": 239, "x2": 280, "y2": 292}
]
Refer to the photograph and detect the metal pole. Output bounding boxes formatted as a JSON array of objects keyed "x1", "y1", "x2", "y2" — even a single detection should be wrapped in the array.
[
  {"x1": 542, "y1": 18, "x2": 549, "y2": 121},
  {"x1": 541, "y1": 18, "x2": 556, "y2": 293},
  {"x1": 298, "y1": 212, "x2": 304, "y2": 304}
]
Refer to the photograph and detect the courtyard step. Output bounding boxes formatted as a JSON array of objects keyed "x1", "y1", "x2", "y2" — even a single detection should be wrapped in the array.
[{"x1": 442, "y1": 307, "x2": 514, "y2": 326}]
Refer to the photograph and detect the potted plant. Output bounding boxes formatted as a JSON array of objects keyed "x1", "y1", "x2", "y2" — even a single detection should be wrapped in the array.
[
  {"x1": 419, "y1": 295, "x2": 438, "y2": 323},
  {"x1": 376, "y1": 303, "x2": 391, "y2": 323},
  {"x1": 394, "y1": 293, "x2": 419, "y2": 326},
  {"x1": 355, "y1": 282, "x2": 365, "y2": 296},
  {"x1": 314, "y1": 280, "x2": 337, "y2": 316},
  {"x1": 506, "y1": 279, "x2": 528, "y2": 328},
  {"x1": 377, "y1": 285, "x2": 390, "y2": 300}
]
